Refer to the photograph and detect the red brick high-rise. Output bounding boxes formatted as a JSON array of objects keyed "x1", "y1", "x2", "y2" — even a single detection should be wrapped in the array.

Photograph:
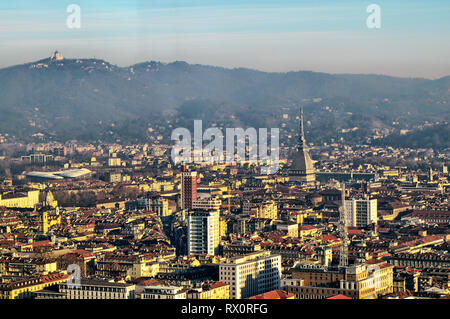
[{"x1": 181, "y1": 165, "x2": 197, "y2": 210}]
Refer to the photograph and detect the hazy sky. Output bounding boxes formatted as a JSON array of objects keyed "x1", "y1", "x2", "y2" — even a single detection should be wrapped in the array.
[{"x1": 1, "y1": 0, "x2": 449, "y2": 78}]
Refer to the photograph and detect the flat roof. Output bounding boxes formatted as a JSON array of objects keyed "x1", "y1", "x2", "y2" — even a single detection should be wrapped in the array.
[
  {"x1": 61, "y1": 279, "x2": 134, "y2": 288},
  {"x1": 26, "y1": 168, "x2": 91, "y2": 180}
]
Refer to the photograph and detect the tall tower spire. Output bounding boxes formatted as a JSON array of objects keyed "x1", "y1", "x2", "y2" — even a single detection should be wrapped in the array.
[
  {"x1": 298, "y1": 106, "x2": 306, "y2": 150},
  {"x1": 288, "y1": 105, "x2": 316, "y2": 184}
]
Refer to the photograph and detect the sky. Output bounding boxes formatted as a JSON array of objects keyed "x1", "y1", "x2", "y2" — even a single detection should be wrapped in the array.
[{"x1": 0, "y1": 0, "x2": 449, "y2": 78}]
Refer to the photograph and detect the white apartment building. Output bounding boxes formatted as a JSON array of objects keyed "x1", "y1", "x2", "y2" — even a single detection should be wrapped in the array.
[
  {"x1": 345, "y1": 198, "x2": 377, "y2": 228},
  {"x1": 188, "y1": 209, "x2": 220, "y2": 256},
  {"x1": 219, "y1": 251, "x2": 282, "y2": 299}
]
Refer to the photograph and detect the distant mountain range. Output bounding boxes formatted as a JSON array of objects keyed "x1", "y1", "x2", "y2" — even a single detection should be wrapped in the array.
[{"x1": 0, "y1": 53, "x2": 449, "y2": 148}]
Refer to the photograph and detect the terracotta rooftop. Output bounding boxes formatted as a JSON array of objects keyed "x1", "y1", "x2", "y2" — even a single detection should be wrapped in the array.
[
  {"x1": 247, "y1": 290, "x2": 294, "y2": 299},
  {"x1": 327, "y1": 294, "x2": 352, "y2": 299}
]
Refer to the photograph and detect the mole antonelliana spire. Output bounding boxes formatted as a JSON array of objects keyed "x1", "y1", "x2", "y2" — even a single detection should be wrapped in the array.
[
  {"x1": 288, "y1": 106, "x2": 316, "y2": 184},
  {"x1": 298, "y1": 106, "x2": 306, "y2": 150}
]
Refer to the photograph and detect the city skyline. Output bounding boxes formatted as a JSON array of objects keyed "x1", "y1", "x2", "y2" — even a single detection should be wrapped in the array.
[{"x1": 0, "y1": 0, "x2": 449, "y2": 305}]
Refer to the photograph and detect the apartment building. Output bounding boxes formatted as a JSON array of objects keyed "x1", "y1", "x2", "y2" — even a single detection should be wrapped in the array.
[
  {"x1": 188, "y1": 209, "x2": 220, "y2": 256},
  {"x1": 345, "y1": 198, "x2": 378, "y2": 228},
  {"x1": 0, "y1": 273, "x2": 68, "y2": 299},
  {"x1": 141, "y1": 285, "x2": 186, "y2": 299},
  {"x1": 59, "y1": 279, "x2": 136, "y2": 299},
  {"x1": 287, "y1": 261, "x2": 393, "y2": 299},
  {"x1": 219, "y1": 251, "x2": 282, "y2": 299}
]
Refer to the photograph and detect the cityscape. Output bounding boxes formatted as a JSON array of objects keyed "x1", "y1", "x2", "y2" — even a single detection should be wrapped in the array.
[
  {"x1": 0, "y1": 1, "x2": 449, "y2": 309},
  {"x1": 0, "y1": 94, "x2": 448, "y2": 300}
]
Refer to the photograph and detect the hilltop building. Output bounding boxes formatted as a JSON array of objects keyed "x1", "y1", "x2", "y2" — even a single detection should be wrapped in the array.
[{"x1": 50, "y1": 51, "x2": 63, "y2": 61}]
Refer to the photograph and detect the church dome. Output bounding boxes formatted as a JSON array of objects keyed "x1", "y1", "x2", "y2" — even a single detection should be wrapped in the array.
[{"x1": 291, "y1": 147, "x2": 314, "y2": 173}]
